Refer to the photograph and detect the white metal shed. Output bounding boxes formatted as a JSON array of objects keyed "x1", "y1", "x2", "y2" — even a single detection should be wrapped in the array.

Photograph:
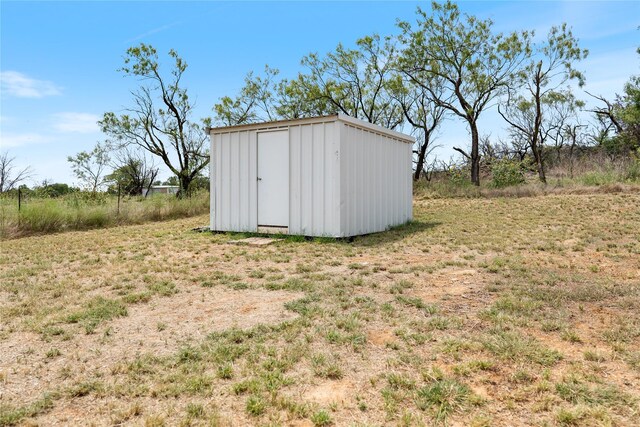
[{"x1": 208, "y1": 114, "x2": 414, "y2": 237}]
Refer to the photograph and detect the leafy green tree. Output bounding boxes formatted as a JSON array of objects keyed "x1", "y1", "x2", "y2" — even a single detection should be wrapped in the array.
[
  {"x1": 275, "y1": 74, "x2": 333, "y2": 120},
  {"x1": 293, "y1": 34, "x2": 403, "y2": 128},
  {"x1": 588, "y1": 48, "x2": 639, "y2": 157},
  {"x1": 67, "y1": 142, "x2": 111, "y2": 192},
  {"x1": 618, "y1": 73, "x2": 640, "y2": 149},
  {"x1": 214, "y1": 34, "x2": 404, "y2": 129},
  {"x1": 499, "y1": 24, "x2": 588, "y2": 183},
  {"x1": 213, "y1": 65, "x2": 281, "y2": 125},
  {"x1": 99, "y1": 44, "x2": 210, "y2": 197},
  {"x1": 188, "y1": 174, "x2": 210, "y2": 192},
  {"x1": 163, "y1": 175, "x2": 179, "y2": 186},
  {"x1": 46, "y1": 183, "x2": 74, "y2": 197},
  {"x1": 398, "y1": 0, "x2": 532, "y2": 185}
]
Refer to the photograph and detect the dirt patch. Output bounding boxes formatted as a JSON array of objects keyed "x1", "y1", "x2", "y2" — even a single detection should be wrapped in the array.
[
  {"x1": 445, "y1": 268, "x2": 478, "y2": 276},
  {"x1": 289, "y1": 420, "x2": 315, "y2": 427},
  {"x1": 229, "y1": 237, "x2": 278, "y2": 247},
  {"x1": 0, "y1": 287, "x2": 302, "y2": 406},
  {"x1": 108, "y1": 287, "x2": 300, "y2": 355},
  {"x1": 410, "y1": 268, "x2": 484, "y2": 303},
  {"x1": 303, "y1": 379, "x2": 354, "y2": 406},
  {"x1": 367, "y1": 329, "x2": 396, "y2": 347}
]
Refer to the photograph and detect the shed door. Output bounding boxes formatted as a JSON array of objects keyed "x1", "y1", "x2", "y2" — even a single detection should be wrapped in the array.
[{"x1": 257, "y1": 130, "x2": 289, "y2": 227}]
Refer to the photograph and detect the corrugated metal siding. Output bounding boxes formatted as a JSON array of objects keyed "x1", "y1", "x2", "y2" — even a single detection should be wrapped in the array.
[
  {"x1": 339, "y1": 123, "x2": 413, "y2": 237},
  {"x1": 211, "y1": 130, "x2": 257, "y2": 232},
  {"x1": 212, "y1": 120, "x2": 340, "y2": 236},
  {"x1": 288, "y1": 121, "x2": 341, "y2": 236}
]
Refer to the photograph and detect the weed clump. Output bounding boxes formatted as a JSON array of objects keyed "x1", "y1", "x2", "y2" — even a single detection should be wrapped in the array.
[{"x1": 66, "y1": 297, "x2": 127, "y2": 333}]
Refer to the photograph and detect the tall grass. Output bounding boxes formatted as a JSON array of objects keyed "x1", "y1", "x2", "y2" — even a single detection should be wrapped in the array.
[
  {"x1": 0, "y1": 192, "x2": 209, "y2": 239},
  {"x1": 415, "y1": 157, "x2": 640, "y2": 200}
]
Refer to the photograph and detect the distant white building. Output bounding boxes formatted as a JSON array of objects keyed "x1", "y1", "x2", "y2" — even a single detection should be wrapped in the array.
[{"x1": 142, "y1": 185, "x2": 180, "y2": 197}]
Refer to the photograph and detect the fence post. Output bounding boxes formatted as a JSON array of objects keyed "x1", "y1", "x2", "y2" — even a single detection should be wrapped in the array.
[
  {"x1": 117, "y1": 183, "x2": 121, "y2": 215},
  {"x1": 18, "y1": 188, "x2": 21, "y2": 212}
]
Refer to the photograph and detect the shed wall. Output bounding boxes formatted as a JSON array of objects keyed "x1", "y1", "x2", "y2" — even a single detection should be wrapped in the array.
[
  {"x1": 210, "y1": 119, "x2": 341, "y2": 236},
  {"x1": 339, "y1": 123, "x2": 413, "y2": 236},
  {"x1": 288, "y1": 121, "x2": 341, "y2": 236},
  {"x1": 211, "y1": 130, "x2": 258, "y2": 232}
]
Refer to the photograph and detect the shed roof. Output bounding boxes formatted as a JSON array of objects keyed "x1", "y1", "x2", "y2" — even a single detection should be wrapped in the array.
[{"x1": 207, "y1": 113, "x2": 415, "y2": 144}]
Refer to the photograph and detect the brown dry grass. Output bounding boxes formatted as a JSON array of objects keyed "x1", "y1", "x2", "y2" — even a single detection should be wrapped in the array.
[{"x1": 1, "y1": 193, "x2": 639, "y2": 426}]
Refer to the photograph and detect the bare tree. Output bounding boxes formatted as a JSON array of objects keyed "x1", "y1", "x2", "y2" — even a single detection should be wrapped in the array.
[
  {"x1": 100, "y1": 44, "x2": 209, "y2": 196},
  {"x1": 108, "y1": 148, "x2": 159, "y2": 196},
  {"x1": 586, "y1": 91, "x2": 624, "y2": 135},
  {"x1": 0, "y1": 152, "x2": 32, "y2": 193},
  {"x1": 563, "y1": 122, "x2": 589, "y2": 178},
  {"x1": 499, "y1": 24, "x2": 587, "y2": 183},
  {"x1": 545, "y1": 95, "x2": 584, "y2": 164},
  {"x1": 389, "y1": 74, "x2": 447, "y2": 180},
  {"x1": 479, "y1": 134, "x2": 498, "y2": 165}
]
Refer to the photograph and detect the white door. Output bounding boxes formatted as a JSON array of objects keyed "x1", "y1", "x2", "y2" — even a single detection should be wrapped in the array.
[{"x1": 257, "y1": 130, "x2": 289, "y2": 227}]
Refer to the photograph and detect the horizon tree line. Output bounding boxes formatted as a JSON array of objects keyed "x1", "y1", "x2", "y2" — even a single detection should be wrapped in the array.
[{"x1": 2, "y1": 1, "x2": 638, "y2": 194}]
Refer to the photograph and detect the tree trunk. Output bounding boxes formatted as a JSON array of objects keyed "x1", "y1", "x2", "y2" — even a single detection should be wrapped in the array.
[
  {"x1": 178, "y1": 175, "x2": 192, "y2": 198},
  {"x1": 470, "y1": 123, "x2": 480, "y2": 186},
  {"x1": 535, "y1": 151, "x2": 547, "y2": 183},
  {"x1": 413, "y1": 141, "x2": 429, "y2": 181},
  {"x1": 531, "y1": 64, "x2": 547, "y2": 184},
  {"x1": 530, "y1": 140, "x2": 547, "y2": 183},
  {"x1": 569, "y1": 145, "x2": 575, "y2": 179}
]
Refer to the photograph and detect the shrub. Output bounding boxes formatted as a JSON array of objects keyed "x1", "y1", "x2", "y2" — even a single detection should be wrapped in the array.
[
  {"x1": 66, "y1": 297, "x2": 127, "y2": 333},
  {"x1": 579, "y1": 170, "x2": 620, "y2": 186},
  {"x1": 415, "y1": 378, "x2": 470, "y2": 422},
  {"x1": 447, "y1": 165, "x2": 472, "y2": 187},
  {"x1": 76, "y1": 207, "x2": 111, "y2": 229},
  {"x1": 490, "y1": 159, "x2": 526, "y2": 188},
  {"x1": 246, "y1": 395, "x2": 266, "y2": 416},
  {"x1": 311, "y1": 409, "x2": 332, "y2": 426},
  {"x1": 625, "y1": 149, "x2": 640, "y2": 182}
]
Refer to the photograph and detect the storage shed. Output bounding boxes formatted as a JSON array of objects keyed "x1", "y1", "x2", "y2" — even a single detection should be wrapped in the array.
[{"x1": 208, "y1": 114, "x2": 414, "y2": 237}]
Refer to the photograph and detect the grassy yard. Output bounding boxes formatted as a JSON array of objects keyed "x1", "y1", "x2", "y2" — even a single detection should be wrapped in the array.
[{"x1": 1, "y1": 193, "x2": 639, "y2": 426}]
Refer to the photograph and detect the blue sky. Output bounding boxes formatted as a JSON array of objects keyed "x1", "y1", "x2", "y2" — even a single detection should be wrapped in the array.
[{"x1": 1, "y1": 1, "x2": 639, "y2": 185}]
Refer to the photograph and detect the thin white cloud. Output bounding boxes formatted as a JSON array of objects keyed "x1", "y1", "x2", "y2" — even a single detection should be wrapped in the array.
[
  {"x1": 52, "y1": 112, "x2": 100, "y2": 133},
  {"x1": 126, "y1": 21, "x2": 182, "y2": 43},
  {"x1": 0, "y1": 71, "x2": 62, "y2": 98},
  {"x1": 0, "y1": 132, "x2": 52, "y2": 148}
]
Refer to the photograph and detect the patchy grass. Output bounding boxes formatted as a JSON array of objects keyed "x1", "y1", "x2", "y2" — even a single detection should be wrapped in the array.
[
  {"x1": 0, "y1": 394, "x2": 57, "y2": 426},
  {"x1": 0, "y1": 192, "x2": 639, "y2": 425},
  {"x1": 415, "y1": 377, "x2": 472, "y2": 422},
  {"x1": 66, "y1": 297, "x2": 127, "y2": 334}
]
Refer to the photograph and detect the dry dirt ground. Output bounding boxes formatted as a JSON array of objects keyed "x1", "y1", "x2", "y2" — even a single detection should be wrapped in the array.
[{"x1": 1, "y1": 193, "x2": 639, "y2": 426}]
